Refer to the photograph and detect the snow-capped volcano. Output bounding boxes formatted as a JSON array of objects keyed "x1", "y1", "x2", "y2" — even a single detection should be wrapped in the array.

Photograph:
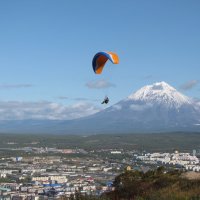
[
  {"x1": 0, "y1": 82, "x2": 200, "y2": 134},
  {"x1": 128, "y1": 82, "x2": 191, "y2": 107},
  {"x1": 72, "y1": 81, "x2": 200, "y2": 133}
]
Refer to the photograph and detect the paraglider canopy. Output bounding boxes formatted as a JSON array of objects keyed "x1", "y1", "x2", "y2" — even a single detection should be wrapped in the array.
[{"x1": 92, "y1": 51, "x2": 119, "y2": 74}]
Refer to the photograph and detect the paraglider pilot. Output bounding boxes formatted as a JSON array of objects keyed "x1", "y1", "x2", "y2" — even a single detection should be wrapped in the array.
[
  {"x1": 92, "y1": 51, "x2": 119, "y2": 105},
  {"x1": 101, "y1": 96, "x2": 109, "y2": 104}
]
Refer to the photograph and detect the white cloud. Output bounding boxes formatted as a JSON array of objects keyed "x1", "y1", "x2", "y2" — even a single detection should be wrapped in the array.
[
  {"x1": 112, "y1": 104, "x2": 122, "y2": 110},
  {"x1": 58, "y1": 96, "x2": 68, "y2": 100},
  {"x1": 86, "y1": 79, "x2": 115, "y2": 89},
  {"x1": 0, "y1": 84, "x2": 33, "y2": 89},
  {"x1": 180, "y1": 80, "x2": 199, "y2": 91},
  {"x1": 143, "y1": 75, "x2": 153, "y2": 80},
  {"x1": 58, "y1": 96, "x2": 100, "y2": 102},
  {"x1": 130, "y1": 103, "x2": 153, "y2": 111},
  {"x1": 0, "y1": 101, "x2": 101, "y2": 120}
]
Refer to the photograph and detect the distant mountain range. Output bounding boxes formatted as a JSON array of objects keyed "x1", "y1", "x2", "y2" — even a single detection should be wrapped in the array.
[{"x1": 1, "y1": 82, "x2": 200, "y2": 134}]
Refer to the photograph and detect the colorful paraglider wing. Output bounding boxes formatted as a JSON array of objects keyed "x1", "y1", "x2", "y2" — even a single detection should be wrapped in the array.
[{"x1": 92, "y1": 51, "x2": 119, "y2": 74}]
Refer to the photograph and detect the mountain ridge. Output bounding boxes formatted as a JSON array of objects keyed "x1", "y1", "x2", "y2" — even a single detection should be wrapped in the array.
[{"x1": 0, "y1": 82, "x2": 200, "y2": 134}]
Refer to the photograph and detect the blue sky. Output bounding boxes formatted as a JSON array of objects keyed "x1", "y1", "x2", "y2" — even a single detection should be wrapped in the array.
[{"x1": 0, "y1": 0, "x2": 200, "y2": 119}]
